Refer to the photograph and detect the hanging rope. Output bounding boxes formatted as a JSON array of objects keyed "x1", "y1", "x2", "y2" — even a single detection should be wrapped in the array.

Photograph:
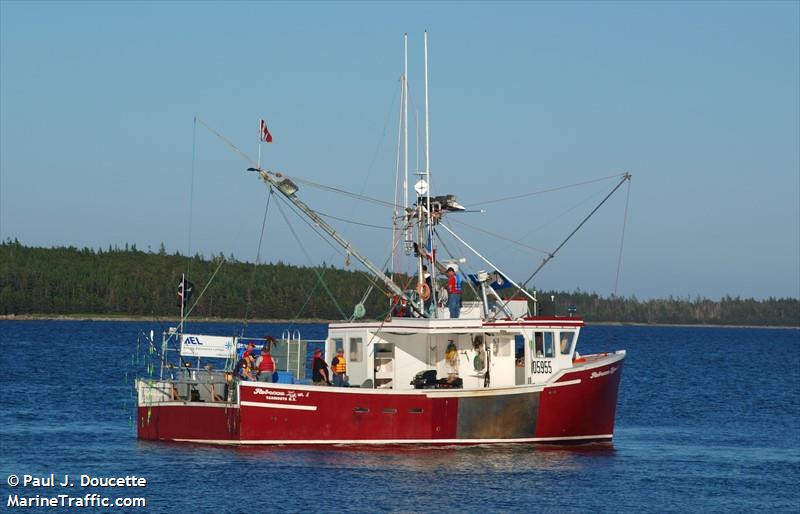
[
  {"x1": 273, "y1": 194, "x2": 348, "y2": 320},
  {"x1": 613, "y1": 178, "x2": 632, "y2": 297},
  {"x1": 606, "y1": 177, "x2": 633, "y2": 346},
  {"x1": 186, "y1": 117, "x2": 198, "y2": 281},
  {"x1": 241, "y1": 187, "x2": 273, "y2": 332}
]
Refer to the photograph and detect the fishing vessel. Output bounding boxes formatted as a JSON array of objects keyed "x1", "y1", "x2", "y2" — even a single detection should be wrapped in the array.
[{"x1": 135, "y1": 33, "x2": 629, "y2": 445}]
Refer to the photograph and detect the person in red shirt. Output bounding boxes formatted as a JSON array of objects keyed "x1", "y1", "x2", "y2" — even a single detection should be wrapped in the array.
[
  {"x1": 446, "y1": 267, "x2": 462, "y2": 318},
  {"x1": 256, "y1": 347, "x2": 276, "y2": 383}
]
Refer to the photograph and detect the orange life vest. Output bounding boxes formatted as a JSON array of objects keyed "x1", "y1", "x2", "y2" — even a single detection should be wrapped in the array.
[{"x1": 332, "y1": 355, "x2": 347, "y2": 374}]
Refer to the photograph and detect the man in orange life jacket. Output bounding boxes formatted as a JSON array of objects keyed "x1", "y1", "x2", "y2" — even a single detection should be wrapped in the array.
[
  {"x1": 331, "y1": 348, "x2": 348, "y2": 387},
  {"x1": 446, "y1": 267, "x2": 462, "y2": 319}
]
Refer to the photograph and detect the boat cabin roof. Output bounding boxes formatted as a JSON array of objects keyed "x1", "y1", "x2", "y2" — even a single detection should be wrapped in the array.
[{"x1": 329, "y1": 316, "x2": 584, "y2": 335}]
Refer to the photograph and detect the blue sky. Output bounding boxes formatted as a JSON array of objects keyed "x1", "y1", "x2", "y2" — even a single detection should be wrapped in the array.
[{"x1": 1, "y1": 1, "x2": 798, "y2": 300}]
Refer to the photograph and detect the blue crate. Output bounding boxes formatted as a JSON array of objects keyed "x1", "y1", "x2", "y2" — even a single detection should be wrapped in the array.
[{"x1": 275, "y1": 371, "x2": 294, "y2": 384}]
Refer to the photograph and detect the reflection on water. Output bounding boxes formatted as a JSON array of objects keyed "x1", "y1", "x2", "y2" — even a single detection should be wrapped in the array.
[{"x1": 138, "y1": 440, "x2": 616, "y2": 474}]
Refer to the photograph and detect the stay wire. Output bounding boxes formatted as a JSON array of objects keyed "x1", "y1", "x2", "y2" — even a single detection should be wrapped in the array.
[
  {"x1": 471, "y1": 172, "x2": 626, "y2": 207},
  {"x1": 274, "y1": 192, "x2": 391, "y2": 300},
  {"x1": 490, "y1": 173, "x2": 632, "y2": 320},
  {"x1": 316, "y1": 210, "x2": 392, "y2": 230},
  {"x1": 181, "y1": 255, "x2": 227, "y2": 323},
  {"x1": 613, "y1": 179, "x2": 632, "y2": 297},
  {"x1": 186, "y1": 117, "x2": 198, "y2": 284},
  {"x1": 448, "y1": 218, "x2": 549, "y2": 256},
  {"x1": 241, "y1": 187, "x2": 273, "y2": 333},
  {"x1": 435, "y1": 230, "x2": 481, "y2": 300},
  {"x1": 273, "y1": 194, "x2": 348, "y2": 320}
]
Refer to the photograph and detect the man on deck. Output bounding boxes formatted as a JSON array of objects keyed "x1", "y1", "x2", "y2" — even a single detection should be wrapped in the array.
[
  {"x1": 446, "y1": 267, "x2": 462, "y2": 319},
  {"x1": 312, "y1": 348, "x2": 330, "y2": 385},
  {"x1": 331, "y1": 347, "x2": 348, "y2": 387}
]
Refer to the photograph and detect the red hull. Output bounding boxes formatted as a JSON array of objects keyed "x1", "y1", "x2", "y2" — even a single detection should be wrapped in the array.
[{"x1": 137, "y1": 354, "x2": 623, "y2": 445}]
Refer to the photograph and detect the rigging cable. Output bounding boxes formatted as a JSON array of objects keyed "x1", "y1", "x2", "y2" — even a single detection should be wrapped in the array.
[
  {"x1": 241, "y1": 187, "x2": 273, "y2": 333},
  {"x1": 448, "y1": 218, "x2": 549, "y2": 256},
  {"x1": 489, "y1": 173, "x2": 632, "y2": 321},
  {"x1": 181, "y1": 255, "x2": 227, "y2": 323},
  {"x1": 614, "y1": 178, "x2": 632, "y2": 297},
  {"x1": 434, "y1": 230, "x2": 482, "y2": 301},
  {"x1": 606, "y1": 178, "x2": 632, "y2": 346},
  {"x1": 274, "y1": 190, "x2": 393, "y2": 300},
  {"x1": 290, "y1": 177, "x2": 397, "y2": 209},
  {"x1": 470, "y1": 172, "x2": 627, "y2": 207},
  {"x1": 273, "y1": 193, "x2": 348, "y2": 320},
  {"x1": 315, "y1": 210, "x2": 392, "y2": 230},
  {"x1": 185, "y1": 117, "x2": 198, "y2": 294}
]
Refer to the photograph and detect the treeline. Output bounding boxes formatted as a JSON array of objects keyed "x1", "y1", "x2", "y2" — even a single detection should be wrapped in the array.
[
  {"x1": 0, "y1": 240, "x2": 390, "y2": 320},
  {"x1": 1, "y1": 240, "x2": 798, "y2": 326},
  {"x1": 540, "y1": 291, "x2": 799, "y2": 327}
]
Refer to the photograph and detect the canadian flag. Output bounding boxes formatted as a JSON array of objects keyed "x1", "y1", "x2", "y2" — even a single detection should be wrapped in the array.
[{"x1": 260, "y1": 119, "x2": 273, "y2": 143}]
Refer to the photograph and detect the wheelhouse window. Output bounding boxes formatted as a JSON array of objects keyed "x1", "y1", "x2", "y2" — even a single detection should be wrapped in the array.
[
  {"x1": 349, "y1": 337, "x2": 363, "y2": 362},
  {"x1": 560, "y1": 332, "x2": 575, "y2": 355},
  {"x1": 331, "y1": 338, "x2": 343, "y2": 358},
  {"x1": 531, "y1": 332, "x2": 555, "y2": 359},
  {"x1": 543, "y1": 332, "x2": 554, "y2": 358},
  {"x1": 494, "y1": 337, "x2": 511, "y2": 357}
]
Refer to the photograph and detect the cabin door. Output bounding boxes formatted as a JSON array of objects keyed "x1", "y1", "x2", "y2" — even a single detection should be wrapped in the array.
[
  {"x1": 374, "y1": 343, "x2": 394, "y2": 389},
  {"x1": 528, "y1": 331, "x2": 557, "y2": 384}
]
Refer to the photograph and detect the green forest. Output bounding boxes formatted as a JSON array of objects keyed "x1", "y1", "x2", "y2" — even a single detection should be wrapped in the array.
[{"x1": 1, "y1": 240, "x2": 798, "y2": 326}]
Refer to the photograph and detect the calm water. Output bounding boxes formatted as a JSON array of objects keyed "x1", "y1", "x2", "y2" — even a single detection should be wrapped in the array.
[{"x1": 1, "y1": 321, "x2": 798, "y2": 513}]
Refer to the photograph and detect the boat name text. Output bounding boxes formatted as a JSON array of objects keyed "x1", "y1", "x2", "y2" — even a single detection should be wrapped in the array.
[
  {"x1": 590, "y1": 366, "x2": 618, "y2": 379},
  {"x1": 251, "y1": 388, "x2": 308, "y2": 402}
]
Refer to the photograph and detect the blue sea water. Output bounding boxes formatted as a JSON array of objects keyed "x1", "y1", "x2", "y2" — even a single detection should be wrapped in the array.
[{"x1": 0, "y1": 320, "x2": 798, "y2": 513}]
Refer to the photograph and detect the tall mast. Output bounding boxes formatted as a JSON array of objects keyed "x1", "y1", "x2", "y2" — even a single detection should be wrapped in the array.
[
  {"x1": 403, "y1": 33, "x2": 409, "y2": 237},
  {"x1": 423, "y1": 30, "x2": 437, "y2": 317},
  {"x1": 392, "y1": 43, "x2": 406, "y2": 277},
  {"x1": 424, "y1": 30, "x2": 431, "y2": 214}
]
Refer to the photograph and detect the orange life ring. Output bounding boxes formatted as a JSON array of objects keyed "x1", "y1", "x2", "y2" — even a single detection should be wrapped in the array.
[{"x1": 417, "y1": 283, "x2": 431, "y2": 300}]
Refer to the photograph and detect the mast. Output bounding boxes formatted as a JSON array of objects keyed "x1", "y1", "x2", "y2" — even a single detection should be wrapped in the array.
[
  {"x1": 392, "y1": 58, "x2": 405, "y2": 278},
  {"x1": 423, "y1": 30, "x2": 438, "y2": 317},
  {"x1": 179, "y1": 273, "x2": 185, "y2": 333},
  {"x1": 250, "y1": 168, "x2": 425, "y2": 317},
  {"x1": 403, "y1": 33, "x2": 409, "y2": 241}
]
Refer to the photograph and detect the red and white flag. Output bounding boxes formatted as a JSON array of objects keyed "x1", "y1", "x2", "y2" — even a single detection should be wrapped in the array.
[{"x1": 259, "y1": 119, "x2": 273, "y2": 143}]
